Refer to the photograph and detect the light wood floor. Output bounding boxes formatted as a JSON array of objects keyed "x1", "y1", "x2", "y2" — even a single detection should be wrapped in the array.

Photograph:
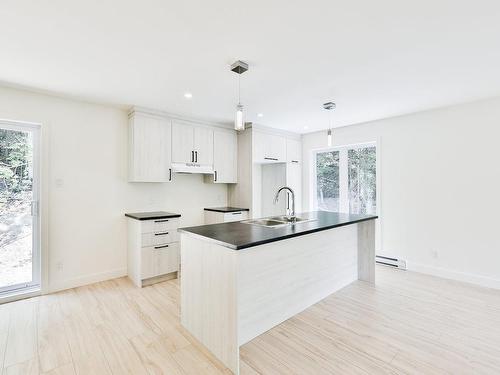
[{"x1": 1, "y1": 266, "x2": 499, "y2": 374}]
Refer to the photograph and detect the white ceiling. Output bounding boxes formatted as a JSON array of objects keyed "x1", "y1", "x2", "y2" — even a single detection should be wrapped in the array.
[{"x1": 1, "y1": 0, "x2": 500, "y2": 133}]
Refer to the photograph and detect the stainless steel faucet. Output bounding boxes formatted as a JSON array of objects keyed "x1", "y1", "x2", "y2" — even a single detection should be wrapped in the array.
[{"x1": 273, "y1": 186, "x2": 296, "y2": 221}]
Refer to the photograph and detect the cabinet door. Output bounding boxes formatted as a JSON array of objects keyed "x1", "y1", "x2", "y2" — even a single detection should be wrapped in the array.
[
  {"x1": 269, "y1": 134, "x2": 287, "y2": 162},
  {"x1": 253, "y1": 131, "x2": 286, "y2": 163},
  {"x1": 193, "y1": 126, "x2": 214, "y2": 165},
  {"x1": 213, "y1": 130, "x2": 237, "y2": 183},
  {"x1": 155, "y1": 243, "x2": 179, "y2": 275},
  {"x1": 172, "y1": 122, "x2": 195, "y2": 163},
  {"x1": 286, "y1": 162, "x2": 302, "y2": 213},
  {"x1": 286, "y1": 138, "x2": 301, "y2": 163},
  {"x1": 129, "y1": 114, "x2": 172, "y2": 182}
]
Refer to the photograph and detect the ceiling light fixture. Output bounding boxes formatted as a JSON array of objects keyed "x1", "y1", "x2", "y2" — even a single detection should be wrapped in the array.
[
  {"x1": 231, "y1": 60, "x2": 248, "y2": 131},
  {"x1": 323, "y1": 102, "x2": 336, "y2": 147},
  {"x1": 257, "y1": 113, "x2": 263, "y2": 118},
  {"x1": 184, "y1": 92, "x2": 193, "y2": 99}
]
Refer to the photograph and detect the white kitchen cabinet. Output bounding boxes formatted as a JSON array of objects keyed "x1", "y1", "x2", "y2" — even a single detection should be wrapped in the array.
[
  {"x1": 286, "y1": 138, "x2": 302, "y2": 163},
  {"x1": 212, "y1": 130, "x2": 237, "y2": 183},
  {"x1": 171, "y1": 122, "x2": 195, "y2": 163},
  {"x1": 126, "y1": 213, "x2": 180, "y2": 287},
  {"x1": 194, "y1": 126, "x2": 214, "y2": 165},
  {"x1": 253, "y1": 131, "x2": 286, "y2": 163},
  {"x1": 172, "y1": 122, "x2": 214, "y2": 165},
  {"x1": 128, "y1": 113, "x2": 172, "y2": 182},
  {"x1": 204, "y1": 209, "x2": 249, "y2": 224}
]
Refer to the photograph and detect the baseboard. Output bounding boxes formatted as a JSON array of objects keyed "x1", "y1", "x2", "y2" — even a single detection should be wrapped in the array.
[
  {"x1": 407, "y1": 262, "x2": 500, "y2": 290},
  {"x1": 48, "y1": 267, "x2": 127, "y2": 293}
]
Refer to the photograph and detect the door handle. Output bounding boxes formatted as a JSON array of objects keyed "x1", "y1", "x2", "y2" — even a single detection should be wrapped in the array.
[
  {"x1": 154, "y1": 244, "x2": 169, "y2": 249},
  {"x1": 195, "y1": 151, "x2": 198, "y2": 163},
  {"x1": 191, "y1": 151, "x2": 194, "y2": 162},
  {"x1": 214, "y1": 170, "x2": 217, "y2": 182},
  {"x1": 169, "y1": 168, "x2": 172, "y2": 181}
]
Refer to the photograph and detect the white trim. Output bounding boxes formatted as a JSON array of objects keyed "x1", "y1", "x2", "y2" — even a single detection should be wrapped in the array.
[
  {"x1": 0, "y1": 287, "x2": 41, "y2": 305},
  {"x1": 48, "y1": 267, "x2": 127, "y2": 293},
  {"x1": 129, "y1": 106, "x2": 234, "y2": 130},
  {"x1": 407, "y1": 262, "x2": 500, "y2": 290},
  {"x1": 0, "y1": 120, "x2": 42, "y2": 296}
]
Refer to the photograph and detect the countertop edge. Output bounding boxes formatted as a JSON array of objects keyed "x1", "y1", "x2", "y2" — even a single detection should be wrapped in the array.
[
  {"x1": 178, "y1": 215, "x2": 377, "y2": 250},
  {"x1": 125, "y1": 213, "x2": 182, "y2": 221},
  {"x1": 177, "y1": 229, "x2": 238, "y2": 250},
  {"x1": 203, "y1": 207, "x2": 250, "y2": 213}
]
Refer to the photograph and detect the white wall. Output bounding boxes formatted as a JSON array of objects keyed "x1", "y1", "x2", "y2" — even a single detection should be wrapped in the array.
[
  {"x1": 303, "y1": 96, "x2": 500, "y2": 289},
  {"x1": 0, "y1": 86, "x2": 227, "y2": 292}
]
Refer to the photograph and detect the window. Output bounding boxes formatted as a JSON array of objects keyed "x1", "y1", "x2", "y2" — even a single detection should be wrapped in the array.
[{"x1": 313, "y1": 143, "x2": 376, "y2": 215}]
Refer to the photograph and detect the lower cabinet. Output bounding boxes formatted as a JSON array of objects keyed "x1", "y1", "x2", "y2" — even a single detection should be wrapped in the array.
[
  {"x1": 204, "y1": 210, "x2": 249, "y2": 224},
  {"x1": 141, "y1": 243, "x2": 179, "y2": 280},
  {"x1": 127, "y1": 216, "x2": 180, "y2": 287}
]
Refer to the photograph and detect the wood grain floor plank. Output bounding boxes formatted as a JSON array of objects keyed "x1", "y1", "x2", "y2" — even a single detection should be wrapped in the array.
[{"x1": 1, "y1": 267, "x2": 499, "y2": 374}]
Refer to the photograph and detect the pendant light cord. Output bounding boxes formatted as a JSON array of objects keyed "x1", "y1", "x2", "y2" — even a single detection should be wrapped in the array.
[{"x1": 238, "y1": 74, "x2": 241, "y2": 104}]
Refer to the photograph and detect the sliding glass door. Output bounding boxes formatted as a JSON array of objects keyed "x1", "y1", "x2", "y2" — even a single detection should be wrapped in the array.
[
  {"x1": 314, "y1": 143, "x2": 376, "y2": 215},
  {"x1": 0, "y1": 121, "x2": 40, "y2": 295}
]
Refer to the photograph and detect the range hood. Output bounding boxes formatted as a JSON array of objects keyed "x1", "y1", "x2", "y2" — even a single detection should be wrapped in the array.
[{"x1": 171, "y1": 162, "x2": 214, "y2": 174}]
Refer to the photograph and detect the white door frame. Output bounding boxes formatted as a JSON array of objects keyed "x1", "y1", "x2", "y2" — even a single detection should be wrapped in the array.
[{"x1": 0, "y1": 119, "x2": 41, "y2": 295}]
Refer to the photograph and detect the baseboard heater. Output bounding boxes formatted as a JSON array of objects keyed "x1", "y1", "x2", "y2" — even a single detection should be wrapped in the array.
[{"x1": 375, "y1": 255, "x2": 407, "y2": 270}]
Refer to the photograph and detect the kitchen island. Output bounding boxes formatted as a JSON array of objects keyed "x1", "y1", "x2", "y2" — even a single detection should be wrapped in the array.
[{"x1": 178, "y1": 211, "x2": 377, "y2": 374}]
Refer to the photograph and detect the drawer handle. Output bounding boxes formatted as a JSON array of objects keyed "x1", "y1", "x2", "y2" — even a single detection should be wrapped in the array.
[
  {"x1": 154, "y1": 219, "x2": 169, "y2": 223},
  {"x1": 155, "y1": 232, "x2": 169, "y2": 236},
  {"x1": 154, "y1": 244, "x2": 169, "y2": 249},
  {"x1": 232, "y1": 212, "x2": 242, "y2": 215},
  {"x1": 264, "y1": 157, "x2": 278, "y2": 161},
  {"x1": 291, "y1": 160, "x2": 299, "y2": 163}
]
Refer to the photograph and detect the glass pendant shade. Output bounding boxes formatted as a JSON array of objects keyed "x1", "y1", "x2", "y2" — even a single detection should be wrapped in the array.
[
  {"x1": 327, "y1": 128, "x2": 332, "y2": 146},
  {"x1": 235, "y1": 103, "x2": 244, "y2": 131}
]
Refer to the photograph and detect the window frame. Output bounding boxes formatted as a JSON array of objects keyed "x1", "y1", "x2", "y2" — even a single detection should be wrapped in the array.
[{"x1": 311, "y1": 141, "x2": 378, "y2": 215}]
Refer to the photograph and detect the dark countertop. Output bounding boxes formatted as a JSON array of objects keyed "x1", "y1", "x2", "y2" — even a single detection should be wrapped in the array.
[
  {"x1": 178, "y1": 211, "x2": 377, "y2": 250},
  {"x1": 125, "y1": 211, "x2": 181, "y2": 221},
  {"x1": 204, "y1": 206, "x2": 250, "y2": 213}
]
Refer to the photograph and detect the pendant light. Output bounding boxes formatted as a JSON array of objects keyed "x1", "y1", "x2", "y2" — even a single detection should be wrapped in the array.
[
  {"x1": 231, "y1": 60, "x2": 249, "y2": 131},
  {"x1": 323, "y1": 102, "x2": 336, "y2": 146}
]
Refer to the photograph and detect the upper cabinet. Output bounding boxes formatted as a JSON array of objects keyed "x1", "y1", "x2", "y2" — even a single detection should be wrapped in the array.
[
  {"x1": 253, "y1": 131, "x2": 286, "y2": 163},
  {"x1": 129, "y1": 113, "x2": 172, "y2": 182},
  {"x1": 286, "y1": 138, "x2": 301, "y2": 163},
  {"x1": 193, "y1": 126, "x2": 214, "y2": 165},
  {"x1": 171, "y1": 122, "x2": 194, "y2": 164},
  {"x1": 128, "y1": 108, "x2": 236, "y2": 183},
  {"x1": 212, "y1": 130, "x2": 237, "y2": 183},
  {"x1": 171, "y1": 122, "x2": 214, "y2": 165}
]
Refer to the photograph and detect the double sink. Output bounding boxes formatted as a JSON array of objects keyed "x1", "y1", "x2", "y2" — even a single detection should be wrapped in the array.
[{"x1": 242, "y1": 215, "x2": 315, "y2": 228}]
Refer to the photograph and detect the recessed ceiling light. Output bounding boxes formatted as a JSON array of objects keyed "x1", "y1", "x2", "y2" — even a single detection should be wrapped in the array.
[
  {"x1": 184, "y1": 92, "x2": 193, "y2": 99},
  {"x1": 257, "y1": 113, "x2": 264, "y2": 117}
]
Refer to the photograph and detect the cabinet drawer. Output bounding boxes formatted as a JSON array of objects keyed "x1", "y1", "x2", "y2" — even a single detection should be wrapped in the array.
[
  {"x1": 224, "y1": 211, "x2": 248, "y2": 222},
  {"x1": 141, "y1": 243, "x2": 179, "y2": 279},
  {"x1": 141, "y1": 218, "x2": 179, "y2": 234},
  {"x1": 141, "y1": 231, "x2": 179, "y2": 247}
]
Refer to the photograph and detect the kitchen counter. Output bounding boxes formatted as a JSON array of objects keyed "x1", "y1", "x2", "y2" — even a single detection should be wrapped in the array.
[
  {"x1": 179, "y1": 211, "x2": 377, "y2": 250},
  {"x1": 125, "y1": 211, "x2": 181, "y2": 220},
  {"x1": 203, "y1": 206, "x2": 249, "y2": 213},
  {"x1": 180, "y1": 210, "x2": 377, "y2": 374}
]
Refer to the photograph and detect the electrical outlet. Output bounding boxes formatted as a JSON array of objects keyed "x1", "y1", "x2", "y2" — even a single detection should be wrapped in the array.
[{"x1": 56, "y1": 261, "x2": 63, "y2": 271}]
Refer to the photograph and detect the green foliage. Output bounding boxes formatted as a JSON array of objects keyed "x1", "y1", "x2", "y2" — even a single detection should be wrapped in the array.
[
  {"x1": 0, "y1": 129, "x2": 33, "y2": 200},
  {"x1": 316, "y1": 151, "x2": 339, "y2": 198},
  {"x1": 348, "y1": 147, "x2": 376, "y2": 214}
]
